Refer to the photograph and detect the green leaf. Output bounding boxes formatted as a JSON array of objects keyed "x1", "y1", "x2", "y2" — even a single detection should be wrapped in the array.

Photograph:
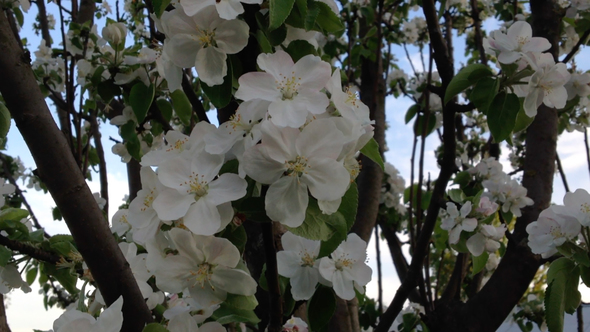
[
  {"x1": 285, "y1": 40, "x2": 318, "y2": 62},
  {"x1": 0, "y1": 103, "x2": 11, "y2": 138},
  {"x1": 170, "y1": 90, "x2": 193, "y2": 126},
  {"x1": 304, "y1": 1, "x2": 321, "y2": 30},
  {"x1": 201, "y1": 59, "x2": 233, "y2": 109},
  {"x1": 487, "y1": 92, "x2": 520, "y2": 143},
  {"x1": 142, "y1": 323, "x2": 170, "y2": 332},
  {"x1": 295, "y1": 0, "x2": 307, "y2": 18},
  {"x1": 581, "y1": 264, "x2": 590, "y2": 287},
  {"x1": 26, "y1": 267, "x2": 37, "y2": 285},
  {"x1": 156, "y1": 99, "x2": 173, "y2": 122},
  {"x1": 41, "y1": 263, "x2": 78, "y2": 295},
  {"x1": 121, "y1": 121, "x2": 141, "y2": 160},
  {"x1": 317, "y1": 183, "x2": 358, "y2": 258},
  {"x1": 468, "y1": 77, "x2": 498, "y2": 115},
  {"x1": 313, "y1": 1, "x2": 344, "y2": 33},
  {"x1": 129, "y1": 83, "x2": 154, "y2": 124},
  {"x1": 453, "y1": 171, "x2": 471, "y2": 187},
  {"x1": 360, "y1": 137, "x2": 384, "y2": 170},
  {"x1": 413, "y1": 113, "x2": 437, "y2": 137},
  {"x1": 267, "y1": 24, "x2": 288, "y2": 46},
  {"x1": 447, "y1": 189, "x2": 466, "y2": 203},
  {"x1": 50, "y1": 242, "x2": 74, "y2": 256},
  {"x1": 224, "y1": 293, "x2": 259, "y2": 311},
  {"x1": 308, "y1": 286, "x2": 336, "y2": 331},
  {"x1": 444, "y1": 64, "x2": 491, "y2": 105},
  {"x1": 471, "y1": 251, "x2": 488, "y2": 276},
  {"x1": 287, "y1": 199, "x2": 343, "y2": 241},
  {"x1": 317, "y1": 213, "x2": 347, "y2": 258},
  {"x1": 405, "y1": 104, "x2": 418, "y2": 124},
  {"x1": 220, "y1": 225, "x2": 247, "y2": 254},
  {"x1": 98, "y1": 81, "x2": 121, "y2": 102},
  {"x1": 556, "y1": 242, "x2": 590, "y2": 267},
  {"x1": 339, "y1": 182, "x2": 358, "y2": 230},
  {"x1": 211, "y1": 303, "x2": 261, "y2": 324},
  {"x1": 269, "y1": 0, "x2": 296, "y2": 31},
  {"x1": 513, "y1": 107, "x2": 534, "y2": 133},
  {"x1": 255, "y1": 30, "x2": 273, "y2": 53},
  {"x1": 500, "y1": 210, "x2": 513, "y2": 224},
  {"x1": 0, "y1": 246, "x2": 12, "y2": 267},
  {"x1": 152, "y1": 0, "x2": 170, "y2": 18},
  {"x1": 0, "y1": 208, "x2": 29, "y2": 224},
  {"x1": 545, "y1": 258, "x2": 582, "y2": 332}
]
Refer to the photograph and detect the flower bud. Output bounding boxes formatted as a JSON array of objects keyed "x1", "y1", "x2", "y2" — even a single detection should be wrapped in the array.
[{"x1": 102, "y1": 22, "x2": 127, "y2": 46}]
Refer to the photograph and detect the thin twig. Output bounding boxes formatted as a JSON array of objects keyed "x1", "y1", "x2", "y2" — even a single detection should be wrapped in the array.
[
  {"x1": 182, "y1": 74, "x2": 210, "y2": 124},
  {"x1": 585, "y1": 129, "x2": 590, "y2": 181},
  {"x1": 555, "y1": 153, "x2": 570, "y2": 193},
  {"x1": 375, "y1": 0, "x2": 457, "y2": 328},
  {"x1": 262, "y1": 222, "x2": 282, "y2": 331},
  {"x1": 577, "y1": 304, "x2": 584, "y2": 332},
  {"x1": 90, "y1": 116, "x2": 109, "y2": 216},
  {"x1": 375, "y1": 225, "x2": 383, "y2": 314},
  {"x1": 0, "y1": 234, "x2": 60, "y2": 263},
  {"x1": 562, "y1": 28, "x2": 590, "y2": 64},
  {"x1": 0, "y1": 154, "x2": 48, "y2": 238}
]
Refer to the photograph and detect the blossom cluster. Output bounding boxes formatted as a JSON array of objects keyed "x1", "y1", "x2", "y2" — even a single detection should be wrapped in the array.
[
  {"x1": 277, "y1": 232, "x2": 372, "y2": 301},
  {"x1": 484, "y1": 21, "x2": 572, "y2": 117},
  {"x1": 103, "y1": 40, "x2": 374, "y2": 325},
  {"x1": 380, "y1": 162, "x2": 406, "y2": 214},
  {"x1": 526, "y1": 188, "x2": 590, "y2": 258},
  {"x1": 439, "y1": 157, "x2": 533, "y2": 258}
]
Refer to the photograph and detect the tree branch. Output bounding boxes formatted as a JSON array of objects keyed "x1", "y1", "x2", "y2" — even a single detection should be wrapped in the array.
[
  {"x1": 181, "y1": 74, "x2": 210, "y2": 124},
  {"x1": 89, "y1": 116, "x2": 109, "y2": 217},
  {"x1": 0, "y1": 10, "x2": 152, "y2": 331},
  {"x1": 0, "y1": 234, "x2": 60, "y2": 264},
  {"x1": 562, "y1": 28, "x2": 590, "y2": 64},
  {"x1": 0, "y1": 154, "x2": 47, "y2": 237},
  {"x1": 556, "y1": 153, "x2": 570, "y2": 193},
  {"x1": 378, "y1": 219, "x2": 422, "y2": 303},
  {"x1": 262, "y1": 222, "x2": 282, "y2": 332},
  {"x1": 435, "y1": 2, "x2": 561, "y2": 331},
  {"x1": 375, "y1": 0, "x2": 458, "y2": 328}
]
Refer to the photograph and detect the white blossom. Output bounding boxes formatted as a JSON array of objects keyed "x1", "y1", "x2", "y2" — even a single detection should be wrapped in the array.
[
  {"x1": 318, "y1": 233, "x2": 372, "y2": 300},
  {"x1": 440, "y1": 202, "x2": 478, "y2": 244},
  {"x1": 277, "y1": 232, "x2": 321, "y2": 300},
  {"x1": 526, "y1": 205, "x2": 581, "y2": 258},
  {"x1": 242, "y1": 119, "x2": 350, "y2": 227},
  {"x1": 149, "y1": 228, "x2": 257, "y2": 307},
  {"x1": 161, "y1": 7, "x2": 249, "y2": 86},
  {"x1": 235, "y1": 50, "x2": 331, "y2": 128}
]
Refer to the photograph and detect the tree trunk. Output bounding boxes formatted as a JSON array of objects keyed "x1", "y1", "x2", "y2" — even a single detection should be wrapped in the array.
[
  {"x1": 428, "y1": 1, "x2": 561, "y2": 331},
  {"x1": 0, "y1": 10, "x2": 152, "y2": 332}
]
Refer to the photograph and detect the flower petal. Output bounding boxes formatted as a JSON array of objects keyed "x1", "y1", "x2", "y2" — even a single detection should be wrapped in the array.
[{"x1": 266, "y1": 176, "x2": 309, "y2": 227}]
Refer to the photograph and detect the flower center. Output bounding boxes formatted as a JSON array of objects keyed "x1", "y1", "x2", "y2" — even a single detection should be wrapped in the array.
[
  {"x1": 277, "y1": 72, "x2": 301, "y2": 100},
  {"x1": 345, "y1": 158, "x2": 361, "y2": 182},
  {"x1": 517, "y1": 36, "x2": 529, "y2": 49},
  {"x1": 198, "y1": 29, "x2": 216, "y2": 48},
  {"x1": 582, "y1": 203, "x2": 590, "y2": 214},
  {"x1": 141, "y1": 189, "x2": 156, "y2": 211},
  {"x1": 179, "y1": 172, "x2": 209, "y2": 198},
  {"x1": 285, "y1": 156, "x2": 310, "y2": 177},
  {"x1": 345, "y1": 87, "x2": 359, "y2": 107},
  {"x1": 165, "y1": 137, "x2": 189, "y2": 152},
  {"x1": 190, "y1": 263, "x2": 214, "y2": 289},
  {"x1": 549, "y1": 225, "x2": 564, "y2": 240},
  {"x1": 335, "y1": 257, "x2": 354, "y2": 270},
  {"x1": 228, "y1": 113, "x2": 243, "y2": 131},
  {"x1": 300, "y1": 251, "x2": 316, "y2": 267}
]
